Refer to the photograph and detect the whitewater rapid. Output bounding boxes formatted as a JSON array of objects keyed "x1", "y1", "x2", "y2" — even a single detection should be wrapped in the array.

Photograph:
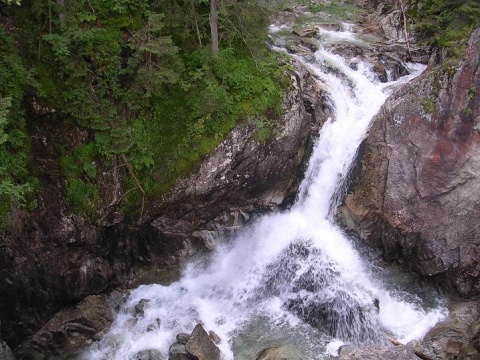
[{"x1": 83, "y1": 24, "x2": 447, "y2": 360}]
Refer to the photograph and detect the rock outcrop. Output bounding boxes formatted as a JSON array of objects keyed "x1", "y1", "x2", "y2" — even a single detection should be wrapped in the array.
[
  {"x1": 13, "y1": 295, "x2": 113, "y2": 359},
  {"x1": 421, "y1": 301, "x2": 480, "y2": 359},
  {"x1": 338, "y1": 27, "x2": 480, "y2": 297}
]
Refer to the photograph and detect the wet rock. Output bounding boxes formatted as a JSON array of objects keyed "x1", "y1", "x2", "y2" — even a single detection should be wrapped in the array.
[
  {"x1": 338, "y1": 345, "x2": 356, "y2": 357},
  {"x1": 14, "y1": 295, "x2": 113, "y2": 359},
  {"x1": 208, "y1": 330, "x2": 221, "y2": 344},
  {"x1": 339, "y1": 345, "x2": 418, "y2": 359},
  {"x1": 135, "y1": 349, "x2": 165, "y2": 360},
  {"x1": 185, "y1": 324, "x2": 221, "y2": 360},
  {"x1": 135, "y1": 299, "x2": 150, "y2": 317},
  {"x1": 0, "y1": 339, "x2": 14, "y2": 360},
  {"x1": 286, "y1": 290, "x2": 378, "y2": 342},
  {"x1": 147, "y1": 318, "x2": 161, "y2": 332},
  {"x1": 421, "y1": 301, "x2": 480, "y2": 359},
  {"x1": 168, "y1": 343, "x2": 190, "y2": 360},
  {"x1": 176, "y1": 332, "x2": 190, "y2": 345},
  {"x1": 259, "y1": 240, "x2": 380, "y2": 342},
  {"x1": 293, "y1": 27, "x2": 317, "y2": 37},
  {"x1": 255, "y1": 345, "x2": 303, "y2": 359}
]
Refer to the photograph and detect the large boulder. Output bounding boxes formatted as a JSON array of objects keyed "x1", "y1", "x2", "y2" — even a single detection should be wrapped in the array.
[
  {"x1": 185, "y1": 324, "x2": 221, "y2": 360},
  {"x1": 421, "y1": 301, "x2": 480, "y2": 359},
  {"x1": 338, "y1": 27, "x2": 480, "y2": 297},
  {"x1": 14, "y1": 295, "x2": 113, "y2": 359}
]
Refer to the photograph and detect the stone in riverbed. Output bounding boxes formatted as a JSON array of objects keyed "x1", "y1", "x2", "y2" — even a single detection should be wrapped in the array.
[
  {"x1": 209, "y1": 330, "x2": 221, "y2": 344},
  {"x1": 255, "y1": 345, "x2": 304, "y2": 359},
  {"x1": 135, "y1": 349, "x2": 165, "y2": 360},
  {"x1": 135, "y1": 298, "x2": 150, "y2": 317},
  {"x1": 168, "y1": 342, "x2": 189, "y2": 360},
  {"x1": 185, "y1": 323, "x2": 221, "y2": 360},
  {"x1": 176, "y1": 332, "x2": 190, "y2": 345},
  {"x1": 339, "y1": 345, "x2": 418, "y2": 359}
]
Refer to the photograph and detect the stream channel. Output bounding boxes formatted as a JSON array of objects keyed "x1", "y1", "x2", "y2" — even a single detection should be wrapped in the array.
[{"x1": 82, "y1": 7, "x2": 448, "y2": 360}]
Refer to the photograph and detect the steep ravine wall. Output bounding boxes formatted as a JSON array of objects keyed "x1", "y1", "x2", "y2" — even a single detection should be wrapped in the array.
[
  {"x1": 338, "y1": 26, "x2": 480, "y2": 298},
  {"x1": 0, "y1": 60, "x2": 327, "y2": 358}
]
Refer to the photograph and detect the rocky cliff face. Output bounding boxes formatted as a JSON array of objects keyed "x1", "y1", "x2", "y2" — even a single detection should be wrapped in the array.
[
  {"x1": 339, "y1": 26, "x2": 480, "y2": 298},
  {"x1": 0, "y1": 59, "x2": 326, "y2": 355}
]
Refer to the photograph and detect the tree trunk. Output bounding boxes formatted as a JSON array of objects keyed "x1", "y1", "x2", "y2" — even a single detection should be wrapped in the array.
[{"x1": 210, "y1": 0, "x2": 219, "y2": 55}]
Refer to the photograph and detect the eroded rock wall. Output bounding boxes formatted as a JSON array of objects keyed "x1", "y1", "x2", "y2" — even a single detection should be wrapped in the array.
[{"x1": 339, "y1": 27, "x2": 480, "y2": 297}]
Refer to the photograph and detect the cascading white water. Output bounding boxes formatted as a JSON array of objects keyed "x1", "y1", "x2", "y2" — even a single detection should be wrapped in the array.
[{"x1": 83, "y1": 25, "x2": 447, "y2": 360}]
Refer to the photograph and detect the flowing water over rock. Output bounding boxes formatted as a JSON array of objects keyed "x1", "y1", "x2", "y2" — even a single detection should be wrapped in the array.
[{"x1": 82, "y1": 20, "x2": 447, "y2": 360}]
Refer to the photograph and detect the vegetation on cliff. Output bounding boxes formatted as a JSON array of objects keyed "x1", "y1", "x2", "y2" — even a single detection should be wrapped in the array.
[
  {"x1": 409, "y1": 0, "x2": 480, "y2": 61},
  {"x1": 0, "y1": 0, "x2": 289, "y2": 225}
]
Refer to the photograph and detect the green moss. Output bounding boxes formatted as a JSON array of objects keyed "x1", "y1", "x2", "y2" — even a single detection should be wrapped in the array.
[
  {"x1": 249, "y1": 116, "x2": 276, "y2": 143},
  {"x1": 463, "y1": 107, "x2": 473, "y2": 117},
  {"x1": 421, "y1": 97, "x2": 436, "y2": 113},
  {"x1": 66, "y1": 178, "x2": 99, "y2": 216},
  {"x1": 468, "y1": 87, "x2": 476, "y2": 99}
]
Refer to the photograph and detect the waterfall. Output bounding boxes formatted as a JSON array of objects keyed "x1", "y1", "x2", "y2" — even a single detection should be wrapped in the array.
[{"x1": 83, "y1": 24, "x2": 447, "y2": 360}]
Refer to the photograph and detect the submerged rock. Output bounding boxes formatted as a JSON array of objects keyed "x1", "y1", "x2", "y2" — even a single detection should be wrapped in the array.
[
  {"x1": 135, "y1": 298, "x2": 150, "y2": 317},
  {"x1": 258, "y1": 240, "x2": 381, "y2": 342},
  {"x1": 255, "y1": 345, "x2": 304, "y2": 360}
]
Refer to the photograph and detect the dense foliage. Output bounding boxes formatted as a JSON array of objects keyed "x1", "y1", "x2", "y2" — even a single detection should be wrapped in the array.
[
  {"x1": 409, "y1": 0, "x2": 480, "y2": 60},
  {"x1": 0, "y1": 25, "x2": 37, "y2": 228},
  {"x1": 0, "y1": 0, "x2": 289, "y2": 223}
]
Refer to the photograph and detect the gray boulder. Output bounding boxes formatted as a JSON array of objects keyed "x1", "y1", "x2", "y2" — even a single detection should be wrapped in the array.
[
  {"x1": 176, "y1": 332, "x2": 190, "y2": 345},
  {"x1": 168, "y1": 342, "x2": 190, "y2": 360},
  {"x1": 185, "y1": 324, "x2": 221, "y2": 360},
  {"x1": 135, "y1": 349, "x2": 165, "y2": 360}
]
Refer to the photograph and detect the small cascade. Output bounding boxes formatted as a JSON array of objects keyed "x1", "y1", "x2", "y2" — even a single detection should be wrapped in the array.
[{"x1": 82, "y1": 21, "x2": 447, "y2": 360}]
